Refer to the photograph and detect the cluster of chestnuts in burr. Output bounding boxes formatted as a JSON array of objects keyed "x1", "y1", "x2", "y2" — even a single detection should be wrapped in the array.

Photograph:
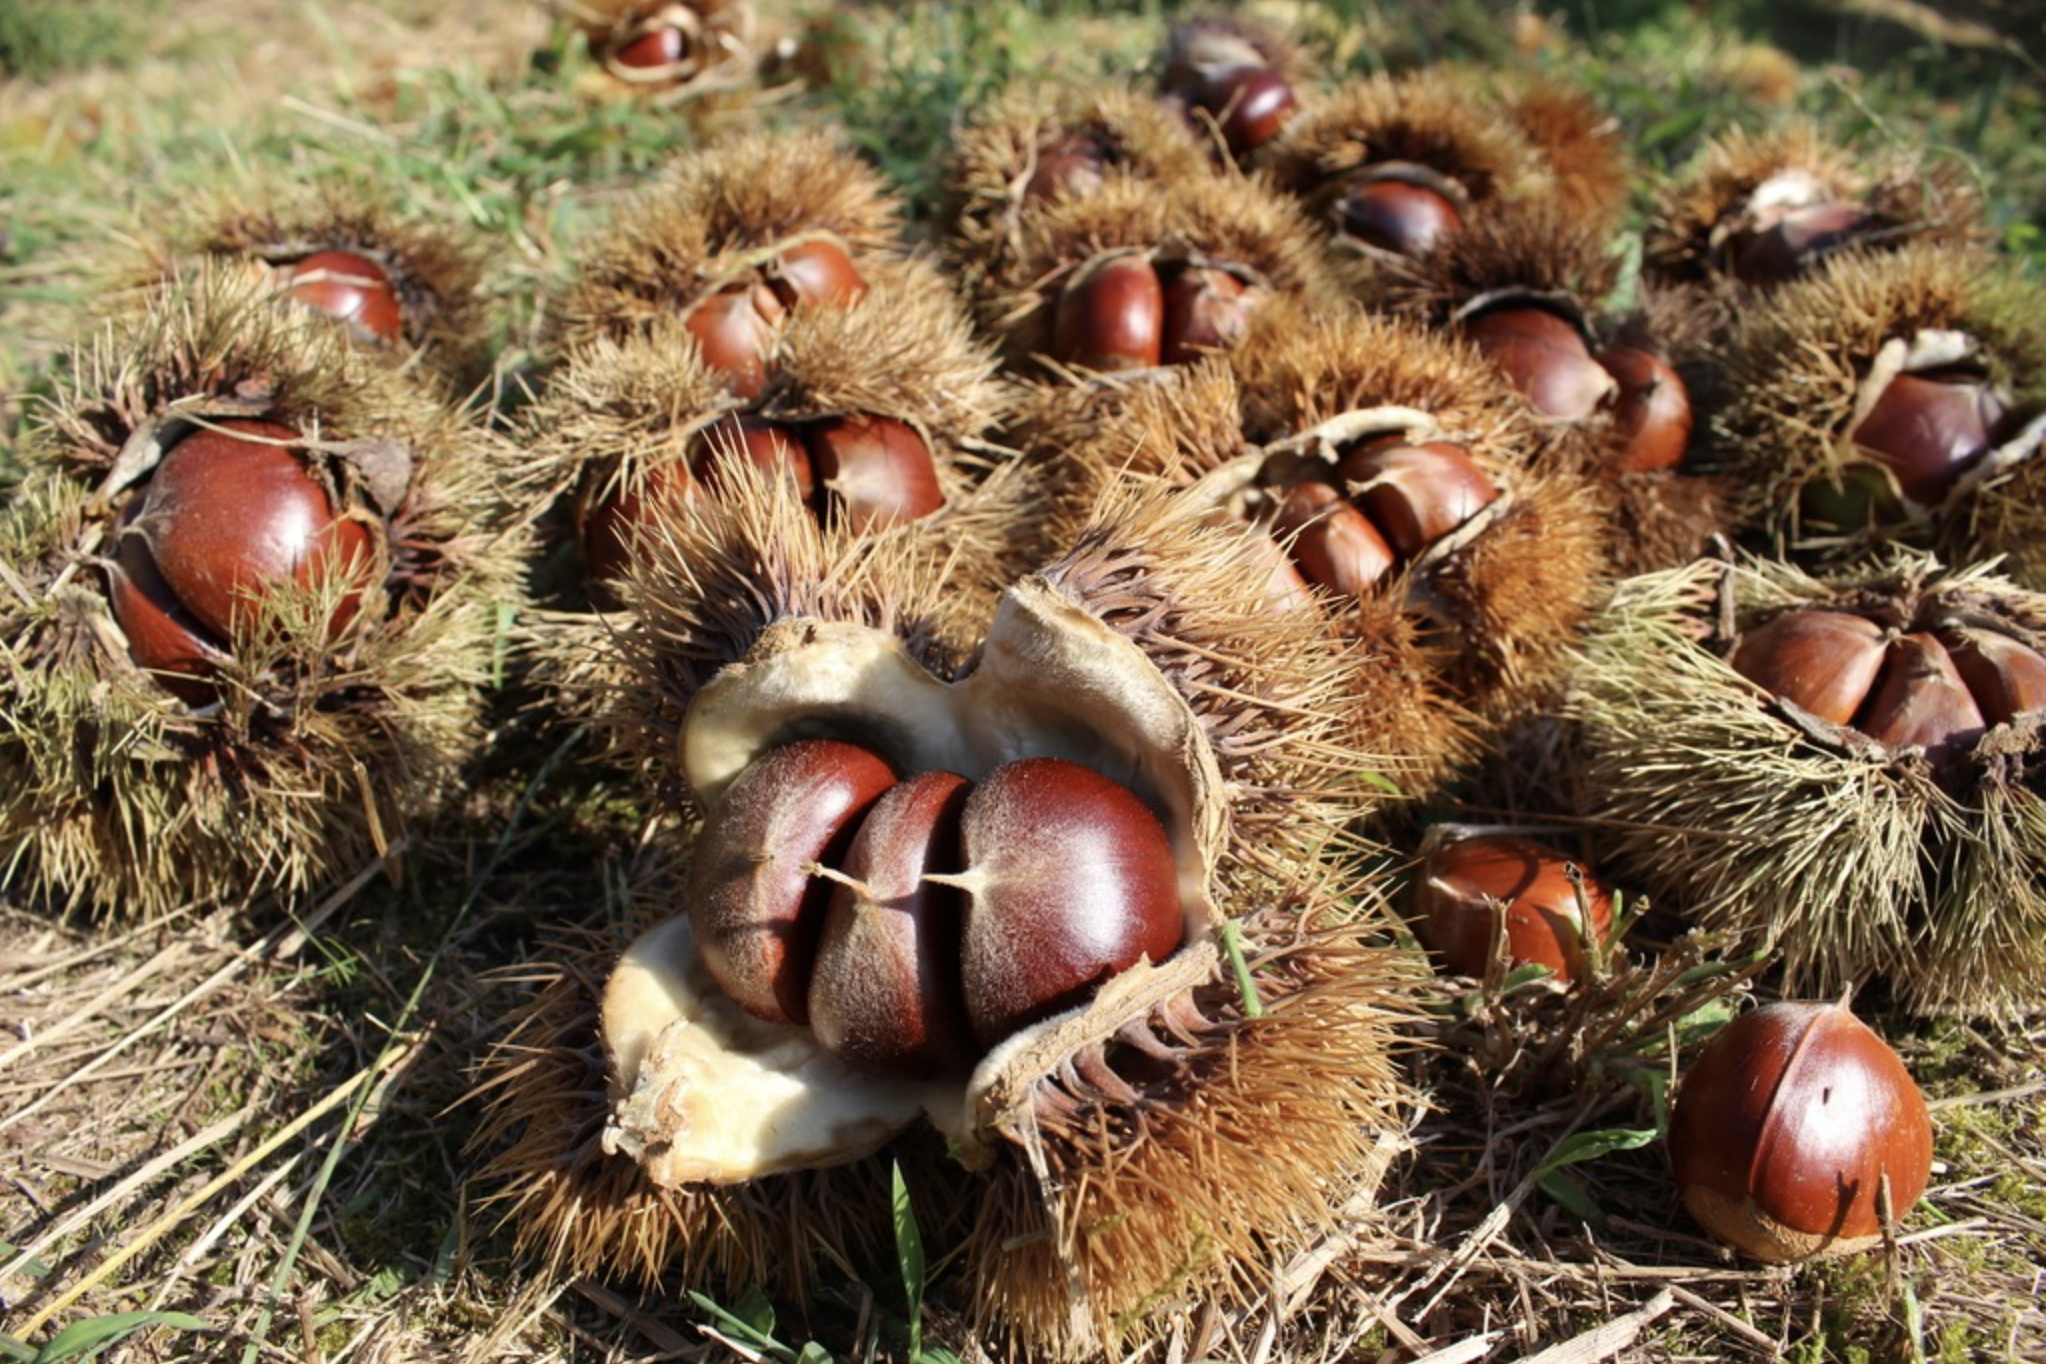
[
  {"x1": 1259, "y1": 437, "x2": 1500, "y2": 598},
  {"x1": 1460, "y1": 303, "x2": 1692, "y2": 475},
  {"x1": 106, "y1": 418, "x2": 376, "y2": 702},
  {"x1": 686, "y1": 739, "x2": 1185, "y2": 1076},
  {"x1": 678, "y1": 235, "x2": 868, "y2": 399},
  {"x1": 1050, "y1": 250, "x2": 1269, "y2": 373},
  {"x1": 1730, "y1": 607, "x2": 2046, "y2": 776}
]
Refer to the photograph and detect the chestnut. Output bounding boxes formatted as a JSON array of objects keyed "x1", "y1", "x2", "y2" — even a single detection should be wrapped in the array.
[
  {"x1": 1051, "y1": 254, "x2": 1164, "y2": 372},
  {"x1": 807, "y1": 770, "x2": 978, "y2": 1077},
  {"x1": 806, "y1": 413, "x2": 945, "y2": 533},
  {"x1": 1413, "y1": 834, "x2": 1615, "y2": 982},
  {"x1": 1668, "y1": 999, "x2": 1933, "y2": 1263},
  {"x1": 686, "y1": 738, "x2": 900, "y2": 1026},
  {"x1": 1202, "y1": 64, "x2": 1298, "y2": 157},
  {"x1": 693, "y1": 414, "x2": 814, "y2": 500},
  {"x1": 1160, "y1": 265, "x2": 1255, "y2": 364},
  {"x1": 682, "y1": 283, "x2": 784, "y2": 399},
  {"x1": 612, "y1": 23, "x2": 687, "y2": 69},
  {"x1": 105, "y1": 504, "x2": 232, "y2": 698},
  {"x1": 1025, "y1": 131, "x2": 1109, "y2": 203},
  {"x1": 767, "y1": 238, "x2": 867, "y2": 312},
  {"x1": 1729, "y1": 202, "x2": 1872, "y2": 286},
  {"x1": 1335, "y1": 441, "x2": 1498, "y2": 560},
  {"x1": 1462, "y1": 307, "x2": 1617, "y2": 422},
  {"x1": 1944, "y1": 626, "x2": 2046, "y2": 725},
  {"x1": 286, "y1": 250, "x2": 402, "y2": 344},
  {"x1": 1855, "y1": 632, "x2": 1986, "y2": 771},
  {"x1": 1337, "y1": 179, "x2": 1463, "y2": 257},
  {"x1": 1727, "y1": 609, "x2": 1889, "y2": 726},
  {"x1": 1850, "y1": 370, "x2": 2010, "y2": 507},
  {"x1": 113, "y1": 418, "x2": 372, "y2": 660},
  {"x1": 579, "y1": 458, "x2": 697, "y2": 596},
  {"x1": 1272, "y1": 479, "x2": 1395, "y2": 597},
  {"x1": 956, "y1": 757, "x2": 1183, "y2": 1050},
  {"x1": 1596, "y1": 345, "x2": 1693, "y2": 475}
]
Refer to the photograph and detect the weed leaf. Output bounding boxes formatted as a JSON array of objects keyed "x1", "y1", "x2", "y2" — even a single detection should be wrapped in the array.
[{"x1": 33, "y1": 1312, "x2": 206, "y2": 1364}]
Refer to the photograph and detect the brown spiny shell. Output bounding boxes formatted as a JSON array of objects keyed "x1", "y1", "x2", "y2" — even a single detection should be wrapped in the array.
[
  {"x1": 1570, "y1": 550, "x2": 2046, "y2": 1016},
  {"x1": 0, "y1": 269, "x2": 527, "y2": 918},
  {"x1": 1709, "y1": 242, "x2": 2046, "y2": 576}
]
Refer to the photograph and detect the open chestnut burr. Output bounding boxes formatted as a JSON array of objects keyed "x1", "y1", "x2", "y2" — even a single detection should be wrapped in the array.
[
  {"x1": 1669, "y1": 998, "x2": 1933, "y2": 1263},
  {"x1": 1050, "y1": 250, "x2": 1264, "y2": 372},
  {"x1": 1728, "y1": 605, "x2": 2046, "y2": 774},
  {"x1": 1157, "y1": 16, "x2": 1299, "y2": 159},
  {"x1": 679, "y1": 236, "x2": 869, "y2": 398},
  {"x1": 1412, "y1": 832, "x2": 1615, "y2": 982},
  {"x1": 104, "y1": 418, "x2": 374, "y2": 692},
  {"x1": 688, "y1": 738, "x2": 1184, "y2": 1074}
]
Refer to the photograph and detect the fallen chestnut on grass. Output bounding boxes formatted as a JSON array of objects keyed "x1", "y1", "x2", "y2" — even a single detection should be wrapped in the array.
[
  {"x1": 286, "y1": 250, "x2": 402, "y2": 343},
  {"x1": 1668, "y1": 998, "x2": 1933, "y2": 1263},
  {"x1": 1413, "y1": 833, "x2": 1615, "y2": 982},
  {"x1": 107, "y1": 418, "x2": 373, "y2": 685}
]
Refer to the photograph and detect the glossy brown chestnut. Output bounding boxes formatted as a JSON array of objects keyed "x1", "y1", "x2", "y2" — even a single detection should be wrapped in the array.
[
  {"x1": 1944, "y1": 626, "x2": 2046, "y2": 725},
  {"x1": 1668, "y1": 999, "x2": 1933, "y2": 1263},
  {"x1": 1338, "y1": 179, "x2": 1463, "y2": 257},
  {"x1": 686, "y1": 738, "x2": 900, "y2": 1026},
  {"x1": 807, "y1": 770, "x2": 978, "y2": 1076},
  {"x1": 1160, "y1": 266, "x2": 1254, "y2": 364},
  {"x1": 683, "y1": 284, "x2": 784, "y2": 399},
  {"x1": 1727, "y1": 609, "x2": 1889, "y2": 726},
  {"x1": 693, "y1": 414, "x2": 814, "y2": 500},
  {"x1": 1730, "y1": 202, "x2": 1872, "y2": 286},
  {"x1": 1463, "y1": 307, "x2": 1616, "y2": 423},
  {"x1": 957, "y1": 757, "x2": 1183, "y2": 1050},
  {"x1": 767, "y1": 238, "x2": 867, "y2": 312},
  {"x1": 1272, "y1": 479, "x2": 1396, "y2": 597},
  {"x1": 1413, "y1": 834, "x2": 1615, "y2": 982},
  {"x1": 1855, "y1": 632, "x2": 1986, "y2": 770},
  {"x1": 286, "y1": 250, "x2": 402, "y2": 343},
  {"x1": 1850, "y1": 370, "x2": 2010, "y2": 507},
  {"x1": 105, "y1": 502, "x2": 232, "y2": 699},
  {"x1": 806, "y1": 413, "x2": 945, "y2": 533},
  {"x1": 1336, "y1": 441, "x2": 1499, "y2": 560},
  {"x1": 126, "y1": 419, "x2": 372, "y2": 646},
  {"x1": 612, "y1": 23, "x2": 687, "y2": 69},
  {"x1": 1596, "y1": 345, "x2": 1693, "y2": 475},
  {"x1": 1203, "y1": 64, "x2": 1298, "y2": 157},
  {"x1": 1051, "y1": 254, "x2": 1164, "y2": 372},
  {"x1": 1025, "y1": 131, "x2": 1109, "y2": 203},
  {"x1": 579, "y1": 458, "x2": 696, "y2": 596}
]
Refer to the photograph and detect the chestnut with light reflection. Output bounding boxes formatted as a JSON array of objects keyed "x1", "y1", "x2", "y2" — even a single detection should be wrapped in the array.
[
  {"x1": 1462, "y1": 306, "x2": 1615, "y2": 422},
  {"x1": 1413, "y1": 833, "x2": 1615, "y2": 982},
  {"x1": 286, "y1": 250, "x2": 402, "y2": 343},
  {"x1": 1272, "y1": 479, "x2": 1394, "y2": 596},
  {"x1": 1668, "y1": 999, "x2": 1932, "y2": 1263},
  {"x1": 767, "y1": 238, "x2": 867, "y2": 312},
  {"x1": 807, "y1": 413, "x2": 945, "y2": 533},
  {"x1": 1596, "y1": 345, "x2": 1693, "y2": 474},
  {"x1": 1025, "y1": 131, "x2": 1109, "y2": 203},
  {"x1": 612, "y1": 23, "x2": 686, "y2": 70},
  {"x1": 682, "y1": 284, "x2": 783, "y2": 399},
  {"x1": 1729, "y1": 203, "x2": 1873, "y2": 286},
  {"x1": 1338, "y1": 179, "x2": 1463, "y2": 257},
  {"x1": 106, "y1": 418, "x2": 373, "y2": 687},
  {"x1": 1850, "y1": 369, "x2": 2011, "y2": 507},
  {"x1": 1202, "y1": 64, "x2": 1298, "y2": 157},
  {"x1": 1052, "y1": 254, "x2": 1164, "y2": 371},
  {"x1": 1336, "y1": 441, "x2": 1498, "y2": 559}
]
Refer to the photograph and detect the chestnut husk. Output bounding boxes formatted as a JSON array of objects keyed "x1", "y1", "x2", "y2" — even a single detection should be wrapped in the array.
[
  {"x1": 939, "y1": 79, "x2": 1213, "y2": 297},
  {"x1": 549, "y1": 126, "x2": 907, "y2": 359},
  {"x1": 471, "y1": 472, "x2": 1424, "y2": 1357},
  {"x1": 0, "y1": 269, "x2": 527, "y2": 918},
  {"x1": 1569, "y1": 549, "x2": 2046, "y2": 1015},
  {"x1": 106, "y1": 174, "x2": 494, "y2": 394},
  {"x1": 1642, "y1": 120, "x2": 1989, "y2": 295},
  {"x1": 1708, "y1": 242, "x2": 2046, "y2": 575}
]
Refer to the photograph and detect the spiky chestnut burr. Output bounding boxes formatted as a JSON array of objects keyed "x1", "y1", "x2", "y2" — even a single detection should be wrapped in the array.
[
  {"x1": 968, "y1": 172, "x2": 1341, "y2": 379},
  {"x1": 107, "y1": 176, "x2": 494, "y2": 393},
  {"x1": 0, "y1": 270, "x2": 526, "y2": 918},
  {"x1": 471, "y1": 473, "x2": 1422, "y2": 1355},
  {"x1": 550, "y1": 127, "x2": 906, "y2": 359},
  {"x1": 1642, "y1": 121, "x2": 1988, "y2": 296},
  {"x1": 1708, "y1": 242, "x2": 2046, "y2": 579},
  {"x1": 576, "y1": 0, "x2": 763, "y2": 98},
  {"x1": 939, "y1": 80, "x2": 1214, "y2": 296},
  {"x1": 1570, "y1": 550, "x2": 2046, "y2": 1016},
  {"x1": 1669, "y1": 999, "x2": 1933, "y2": 1263}
]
